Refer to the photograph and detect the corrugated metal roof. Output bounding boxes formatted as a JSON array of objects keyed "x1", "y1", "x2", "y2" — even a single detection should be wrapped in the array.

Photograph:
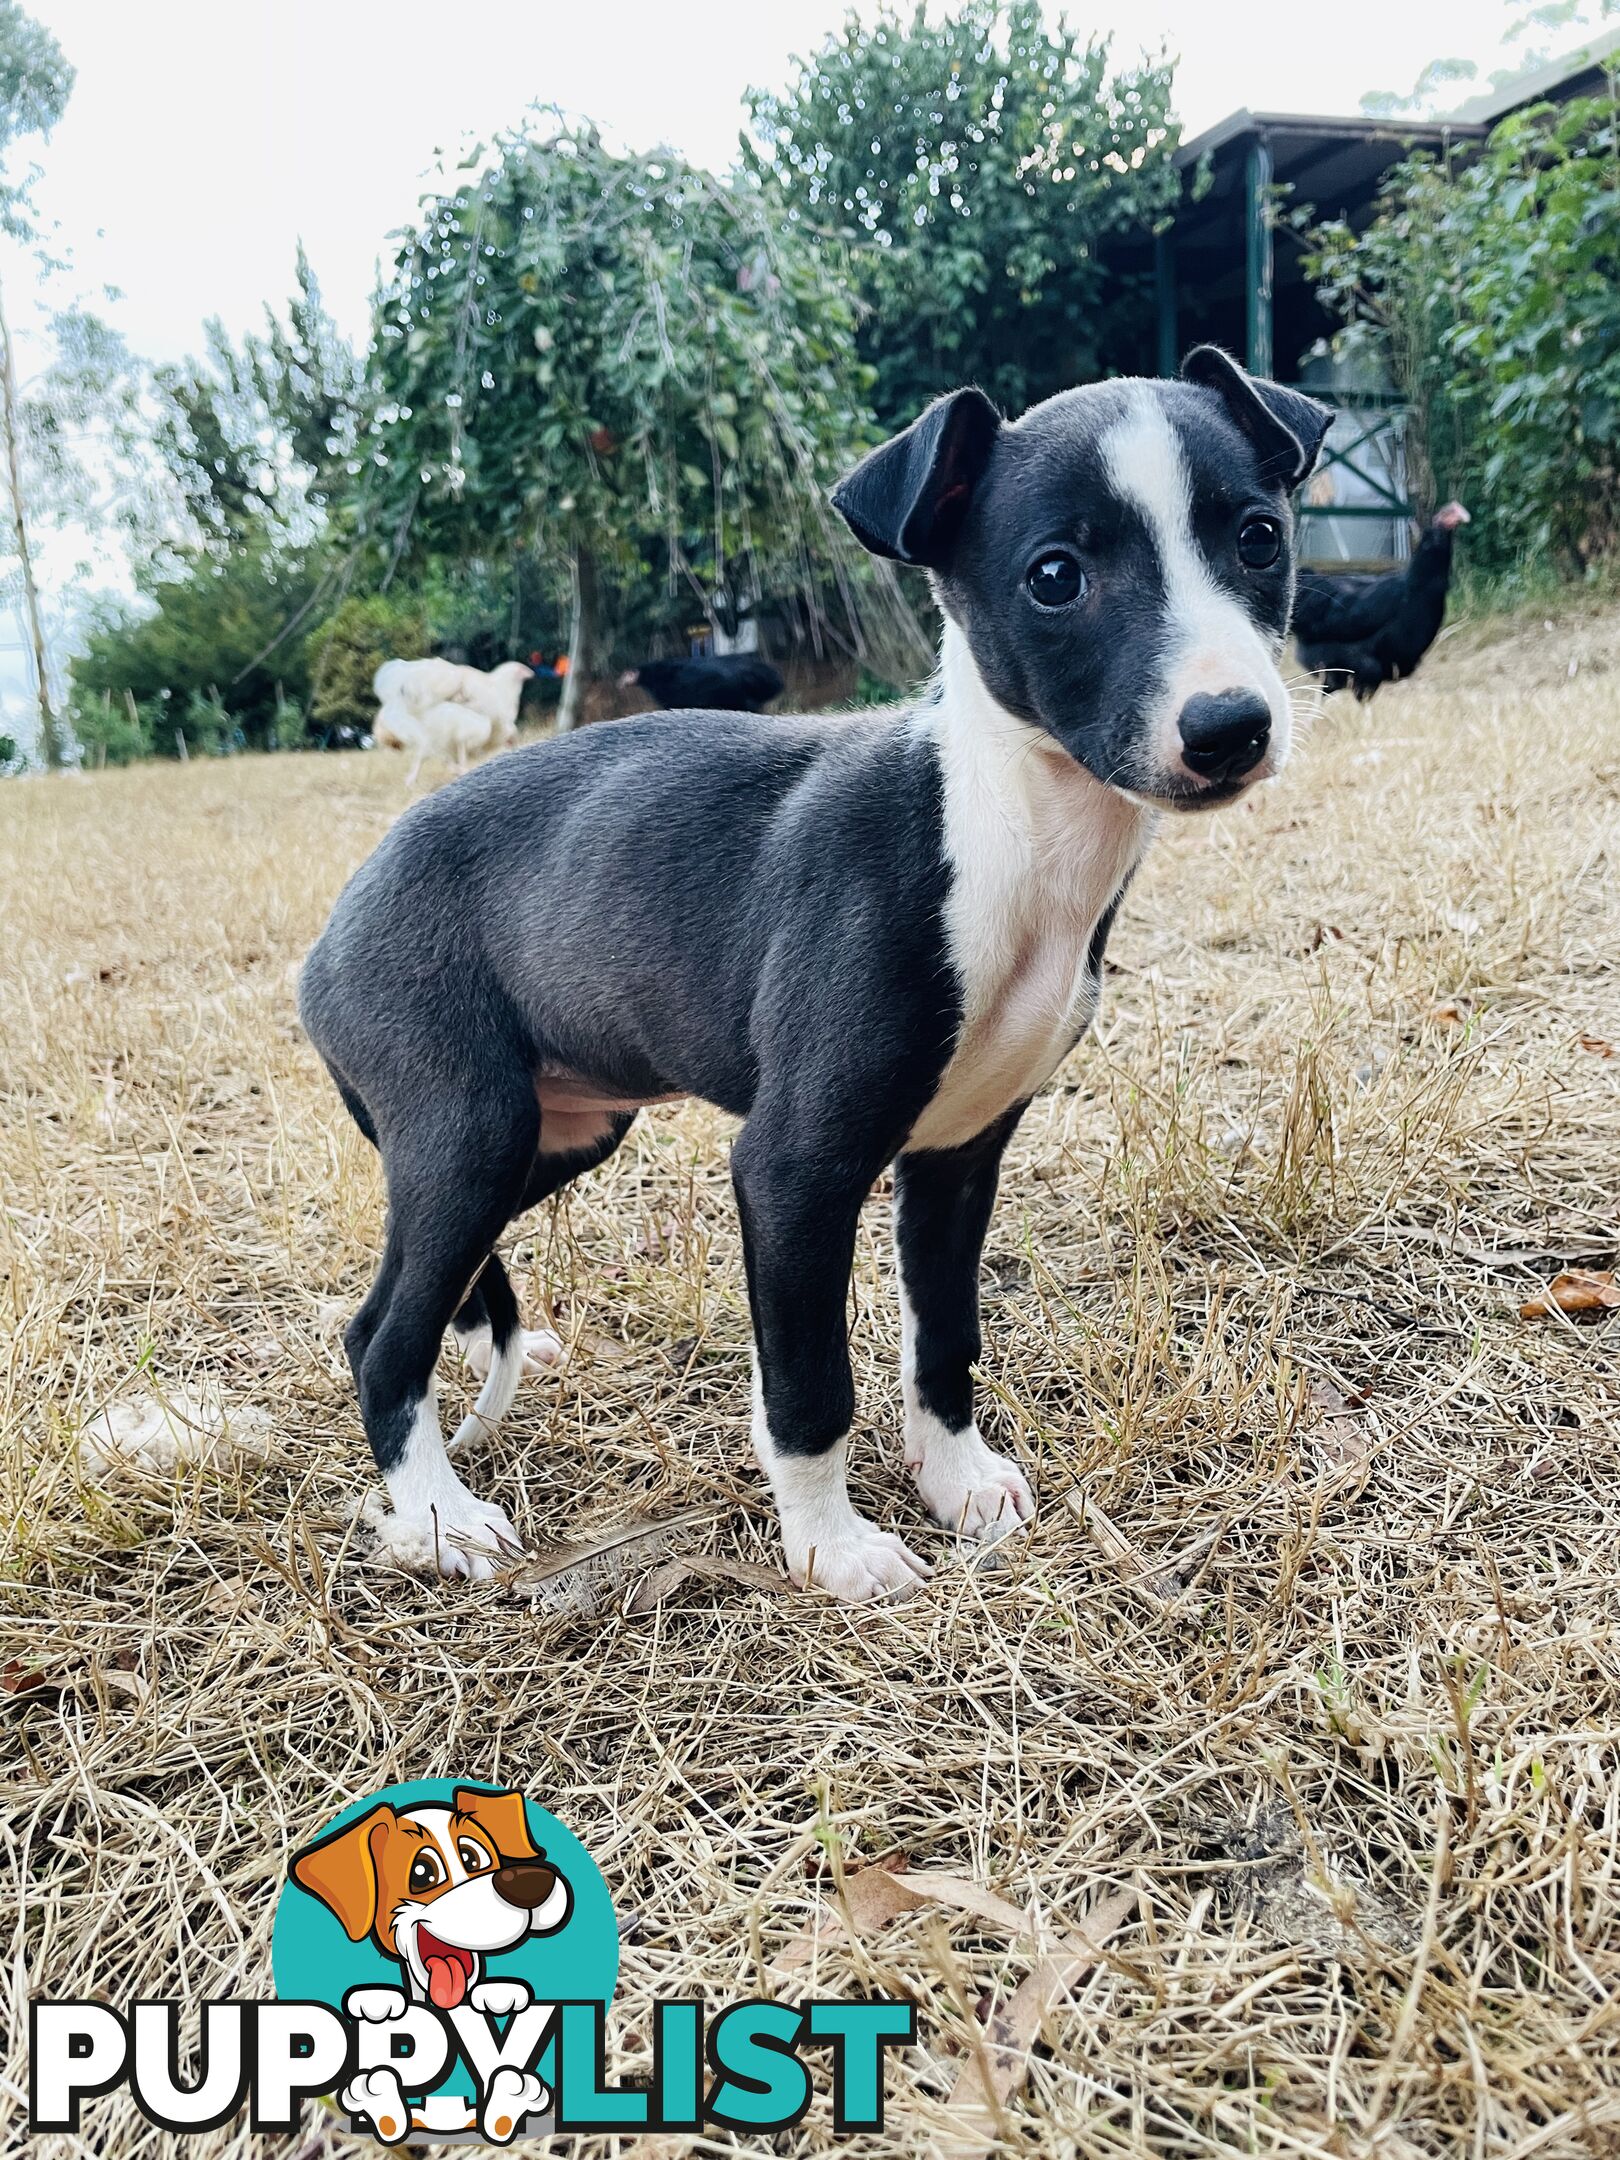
[{"x1": 1175, "y1": 109, "x2": 1481, "y2": 171}]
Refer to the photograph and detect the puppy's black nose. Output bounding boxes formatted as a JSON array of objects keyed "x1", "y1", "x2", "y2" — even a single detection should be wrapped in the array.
[
  {"x1": 1178, "y1": 692, "x2": 1271, "y2": 783},
  {"x1": 493, "y1": 1860, "x2": 559, "y2": 1910}
]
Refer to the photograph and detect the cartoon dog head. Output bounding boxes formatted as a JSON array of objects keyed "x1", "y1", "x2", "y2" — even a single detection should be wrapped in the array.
[{"x1": 291, "y1": 1786, "x2": 572, "y2": 2009}]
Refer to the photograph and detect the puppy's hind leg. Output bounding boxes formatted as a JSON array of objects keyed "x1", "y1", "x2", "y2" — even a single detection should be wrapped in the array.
[
  {"x1": 452, "y1": 1258, "x2": 562, "y2": 1408},
  {"x1": 353, "y1": 1090, "x2": 538, "y2": 1580},
  {"x1": 451, "y1": 1110, "x2": 639, "y2": 1392}
]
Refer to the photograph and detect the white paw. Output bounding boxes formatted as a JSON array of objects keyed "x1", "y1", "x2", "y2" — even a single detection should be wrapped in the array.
[
  {"x1": 793, "y1": 1519, "x2": 931, "y2": 1603},
  {"x1": 341, "y1": 2067, "x2": 410, "y2": 2145},
  {"x1": 371, "y1": 1491, "x2": 523, "y2": 1581},
  {"x1": 461, "y1": 1324, "x2": 564, "y2": 1380},
  {"x1": 469, "y1": 1977, "x2": 532, "y2": 2017},
  {"x1": 482, "y1": 2066, "x2": 549, "y2": 2142},
  {"x1": 517, "y1": 1328, "x2": 564, "y2": 1374},
  {"x1": 343, "y1": 1985, "x2": 409, "y2": 2023},
  {"x1": 907, "y1": 1423, "x2": 1035, "y2": 1544}
]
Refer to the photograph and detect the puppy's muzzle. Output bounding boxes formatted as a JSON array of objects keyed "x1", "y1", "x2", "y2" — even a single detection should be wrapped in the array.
[{"x1": 1177, "y1": 691, "x2": 1271, "y2": 786}]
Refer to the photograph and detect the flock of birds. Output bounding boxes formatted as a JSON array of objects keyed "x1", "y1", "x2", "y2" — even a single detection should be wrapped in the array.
[
  {"x1": 371, "y1": 657, "x2": 535, "y2": 783},
  {"x1": 370, "y1": 504, "x2": 1470, "y2": 779}
]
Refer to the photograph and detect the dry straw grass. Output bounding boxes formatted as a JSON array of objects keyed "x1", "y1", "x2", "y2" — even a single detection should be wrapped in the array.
[{"x1": 3, "y1": 604, "x2": 1618, "y2": 2156}]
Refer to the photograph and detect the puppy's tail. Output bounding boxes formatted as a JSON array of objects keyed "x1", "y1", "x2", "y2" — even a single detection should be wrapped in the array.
[{"x1": 448, "y1": 1253, "x2": 524, "y2": 1451}]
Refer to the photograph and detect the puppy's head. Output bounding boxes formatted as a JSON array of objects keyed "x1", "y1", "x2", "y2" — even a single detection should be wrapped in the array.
[
  {"x1": 291, "y1": 1787, "x2": 572, "y2": 2009},
  {"x1": 832, "y1": 348, "x2": 1332, "y2": 811}
]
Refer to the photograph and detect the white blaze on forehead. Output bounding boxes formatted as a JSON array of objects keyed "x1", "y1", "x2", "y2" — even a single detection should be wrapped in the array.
[
  {"x1": 402, "y1": 1806, "x2": 468, "y2": 1883},
  {"x1": 1097, "y1": 389, "x2": 1291, "y2": 774}
]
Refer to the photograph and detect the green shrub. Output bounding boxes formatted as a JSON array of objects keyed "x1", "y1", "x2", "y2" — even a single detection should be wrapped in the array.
[
  {"x1": 268, "y1": 688, "x2": 307, "y2": 751},
  {"x1": 304, "y1": 592, "x2": 429, "y2": 738},
  {"x1": 183, "y1": 687, "x2": 236, "y2": 754},
  {"x1": 1308, "y1": 86, "x2": 1620, "y2": 578},
  {"x1": 69, "y1": 540, "x2": 321, "y2": 755},
  {"x1": 71, "y1": 691, "x2": 159, "y2": 765}
]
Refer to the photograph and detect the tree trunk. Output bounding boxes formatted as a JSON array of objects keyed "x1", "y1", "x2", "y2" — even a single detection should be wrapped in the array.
[
  {"x1": 0, "y1": 271, "x2": 64, "y2": 771},
  {"x1": 555, "y1": 548, "x2": 597, "y2": 732}
]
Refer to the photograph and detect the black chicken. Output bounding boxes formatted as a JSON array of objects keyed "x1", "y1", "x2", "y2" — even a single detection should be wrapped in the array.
[
  {"x1": 621, "y1": 653, "x2": 785, "y2": 713},
  {"x1": 1292, "y1": 502, "x2": 1471, "y2": 700}
]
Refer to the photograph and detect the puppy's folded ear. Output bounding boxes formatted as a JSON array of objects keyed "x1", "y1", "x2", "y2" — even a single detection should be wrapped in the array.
[
  {"x1": 1181, "y1": 346, "x2": 1333, "y2": 492},
  {"x1": 290, "y1": 1804, "x2": 394, "y2": 1941},
  {"x1": 453, "y1": 1785, "x2": 539, "y2": 1863},
  {"x1": 831, "y1": 386, "x2": 1001, "y2": 568}
]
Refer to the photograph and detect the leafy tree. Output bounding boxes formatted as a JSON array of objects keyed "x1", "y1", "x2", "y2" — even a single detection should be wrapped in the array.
[
  {"x1": 0, "y1": 0, "x2": 74, "y2": 767},
  {"x1": 19, "y1": 307, "x2": 156, "y2": 550},
  {"x1": 746, "y1": 0, "x2": 1181, "y2": 428},
  {"x1": 1308, "y1": 83, "x2": 1620, "y2": 573},
  {"x1": 0, "y1": 0, "x2": 70, "y2": 180},
  {"x1": 69, "y1": 253, "x2": 365, "y2": 761},
  {"x1": 155, "y1": 248, "x2": 361, "y2": 555},
  {"x1": 362, "y1": 117, "x2": 894, "y2": 727}
]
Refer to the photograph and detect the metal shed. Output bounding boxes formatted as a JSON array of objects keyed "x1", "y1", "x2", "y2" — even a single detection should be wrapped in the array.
[
  {"x1": 1152, "y1": 112, "x2": 1482, "y2": 565},
  {"x1": 1130, "y1": 31, "x2": 1620, "y2": 565}
]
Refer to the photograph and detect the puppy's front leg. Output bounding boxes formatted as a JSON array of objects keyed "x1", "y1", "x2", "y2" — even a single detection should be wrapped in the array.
[
  {"x1": 733, "y1": 1126, "x2": 929, "y2": 1603},
  {"x1": 893, "y1": 1112, "x2": 1035, "y2": 1543}
]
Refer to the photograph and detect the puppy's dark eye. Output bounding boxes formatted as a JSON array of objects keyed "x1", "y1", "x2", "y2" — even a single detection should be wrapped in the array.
[
  {"x1": 1026, "y1": 552, "x2": 1086, "y2": 609},
  {"x1": 408, "y1": 1851, "x2": 444, "y2": 1894},
  {"x1": 457, "y1": 1839, "x2": 490, "y2": 1874},
  {"x1": 1237, "y1": 515, "x2": 1283, "y2": 569}
]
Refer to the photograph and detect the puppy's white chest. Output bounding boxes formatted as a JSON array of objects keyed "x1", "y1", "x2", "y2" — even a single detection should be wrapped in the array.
[
  {"x1": 907, "y1": 638, "x2": 1150, "y2": 1154},
  {"x1": 908, "y1": 843, "x2": 1126, "y2": 1152}
]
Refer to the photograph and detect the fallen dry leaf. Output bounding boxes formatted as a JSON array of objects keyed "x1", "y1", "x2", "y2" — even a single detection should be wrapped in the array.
[
  {"x1": 1428, "y1": 999, "x2": 1468, "y2": 1027},
  {"x1": 943, "y1": 1886, "x2": 1137, "y2": 2158},
  {"x1": 3, "y1": 1652, "x2": 144, "y2": 1701},
  {"x1": 1577, "y1": 1033, "x2": 1616, "y2": 1058},
  {"x1": 1393, "y1": 1225, "x2": 1615, "y2": 1270},
  {"x1": 1308, "y1": 1380, "x2": 1376, "y2": 1498},
  {"x1": 774, "y1": 1858, "x2": 1118, "y2": 1982},
  {"x1": 1519, "y1": 1269, "x2": 1620, "y2": 1320},
  {"x1": 2, "y1": 1659, "x2": 53, "y2": 1695},
  {"x1": 576, "y1": 1330, "x2": 632, "y2": 1366},
  {"x1": 773, "y1": 1857, "x2": 924, "y2": 1974}
]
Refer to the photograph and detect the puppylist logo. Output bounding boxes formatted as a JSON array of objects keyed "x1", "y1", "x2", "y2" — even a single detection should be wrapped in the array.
[{"x1": 30, "y1": 1778, "x2": 914, "y2": 2142}]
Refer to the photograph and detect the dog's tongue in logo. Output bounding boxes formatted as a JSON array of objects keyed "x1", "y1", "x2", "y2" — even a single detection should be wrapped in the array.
[{"x1": 420, "y1": 1931, "x2": 474, "y2": 2009}]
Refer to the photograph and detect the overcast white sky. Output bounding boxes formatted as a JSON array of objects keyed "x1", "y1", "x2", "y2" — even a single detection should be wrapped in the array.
[{"x1": 20, "y1": 0, "x2": 1521, "y2": 363}]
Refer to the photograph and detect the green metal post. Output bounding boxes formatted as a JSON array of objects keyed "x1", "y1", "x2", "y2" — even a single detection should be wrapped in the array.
[
  {"x1": 1245, "y1": 136, "x2": 1274, "y2": 379},
  {"x1": 1154, "y1": 226, "x2": 1178, "y2": 378}
]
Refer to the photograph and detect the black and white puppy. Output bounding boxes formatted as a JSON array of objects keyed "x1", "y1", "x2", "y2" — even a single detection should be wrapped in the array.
[{"x1": 299, "y1": 349, "x2": 1330, "y2": 1602}]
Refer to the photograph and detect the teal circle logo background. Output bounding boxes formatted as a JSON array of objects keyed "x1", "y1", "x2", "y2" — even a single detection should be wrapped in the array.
[{"x1": 271, "y1": 1779, "x2": 618, "y2": 2094}]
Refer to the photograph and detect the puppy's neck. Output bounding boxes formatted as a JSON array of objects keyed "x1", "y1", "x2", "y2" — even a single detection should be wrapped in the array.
[{"x1": 928, "y1": 618, "x2": 1153, "y2": 872}]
